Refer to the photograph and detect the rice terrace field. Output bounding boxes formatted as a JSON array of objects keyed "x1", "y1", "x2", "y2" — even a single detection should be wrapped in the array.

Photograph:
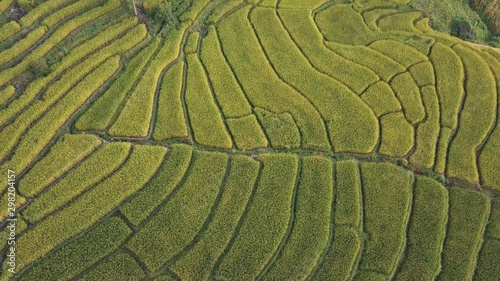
[{"x1": 0, "y1": 0, "x2": 499, "y2": 280}]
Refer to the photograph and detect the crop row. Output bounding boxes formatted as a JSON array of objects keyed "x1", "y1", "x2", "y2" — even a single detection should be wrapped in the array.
[
  {"x1": 108, "y1": 26, "x2": 187, "y2": 137},
  {"x1": 76, "y1": 37, "x2": 160, "y2": 132},
  {"x1": 0, "y1": 0, "x2": 122, "y2": 87},
  {"x1": 0, "y1": 16, "x2": 139, "y2": 127},
  {"x1": 12, "y1": 144, "x2": 167, "y2": 272},
  {"x1": 19, "y1": 0, "x2": 78, "y2": 27},
  {"x1": 41, "y1": 0, "x2": 104, "y2": 28},
  {"x1": 0, "y1": 26, "x2": 47, "y2": 67},
  {"x1": 218, "y1": 6, "x2": 330, "y2": 151},
  {"x1": 0, "y1": 86, "x2": 15, "y2": 107}
]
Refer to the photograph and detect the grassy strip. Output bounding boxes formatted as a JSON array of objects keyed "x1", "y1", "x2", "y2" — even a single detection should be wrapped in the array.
[
  {"x1": 127, "y1": 150, "x2": 227, "y2": 271},
  {"x1": 184, "y1": 31, "x2": 199, "y2": 54},
  {"x1": 439, "y1": 188, "x2": 490, "y2": 281},
  {"x1": 19, "y1": 0, "x2": 74, "y2": 27},
  {"x1": 18, "y1": 134, "x2": 101, "y2": 197},
  {"x1": 0, "y1": 26, "x2": 46, "y2": 66},
  {"x1": 76, "y1": 37, "x2": 158, "y2": 132},
  {"x1": 359, "y1": 162, "x2": 412, "y2": 274},
  {"x1": 312, "y1": 226, "x2": 361, "y2": 281},
  {"x1": 152, "y1": 61, "x2": 189, "y2": 141},
  {"x1": 408, "y1": 61, "x2": 435, "y2": 87},
  {"x1": 361, "y1": 81, "x2": 401, "y2": 117},
  {"x1": 206, "y1": 0, "x2": 244, "y2": 24},
  {"x1": 474, "y1": 239, "x2": 500, "y2": 281},
  {"x1": 390, "y1": 72, "x2": 426, "y2": 125},
  {"x1": 184, "y1": 54, "x2": 232, "y2": 149},
  {"x1": 486, "y1": 201, "x2": 500, "y2": 239},
  {"x1": 227, "y1": 115, "x2": 268, "y2": 151},
  {"x1": 171, "y1": 155, "x2": 260, "y2": 280},
  {"x1": 0, "y1": 85, "x2": 15, "y2": 106},
  {"x1": 11, "y1": 145, "x2": 166, "y2": 272},
  {"x1": 0, "y1": 21, "x2": 20, "y2": 43},
  {"x1": 434, "y1": 127, "x2": 453, "y2": 174},
  {"x1": 120, "y1": 144, "x2": 193, "y2": 225},
  {"x1": 0, "y1": 0, "x2": 122, "y2": 87},
  {"x1": 17, "y1": 217, "x2": 131, "y2": 281},
  {"x1": 279, "y1": 8, "x2": 379, "y2": 94},
  {"x1": 447, "y1": 44, "x2": 496, "y2": 183},
  {"x1": 315, "y1": 4, "x2": 376, "y2": 45},
  {"x1": 369, "y1": 39, "x2": 428, "y2": 67},
  {"x1": 109, "y1": 27, "x2": 186, "y2": 137},
  {"x1": 262, "y1": 156, "x2": 333, "y2": 280},
  {"x1": 22, "y1": 142, "x2": 131, "y2": 223},
  {"x1": 0, "y1": 16, "x2": 139, "y2": 127},
  {"x1": 325, "y1": 42, "x2": 405, "y2": 82},
  {"x1": 335, "y1": 160, "x2": 361, "y2": 227},
  {"x1": 478, "y1": 51, "x2": 500, "y2": 191},
  {"x1": 429, "y1": 43, "x2": 464, "y2": 129},
  {"x1": 218, "y1": 7, "x2": 329, "y2": 151},
  {"x1": 215, "y1": 154, "x2": 298, "y2": 280},
  {"x1": 255, "y1": 107, "x2": 300, "y2": 150},
  {"x1": 410, "y1": 86, "x2": 440, "y2": 169},
  {"x1": 394, "y1": 176, "x2": 448, "y2": 281},
  {"x1": 379, "y1": 112, "x2": 414, "y2": 157},
  {"x1": 79, "y1": 251, "x2": 146, "y2": 281},
  {"x1": 251, "y1": 7, "x2": 378, "y2": 153},
  {"x1": 0, "y1": 56, "x2": 121, "y2": 181},
  {"x1": 200, "y1": 25, "x2": 252, "y2": 118},
  {"x1": 42, "y1": 0, "x2": 103, "y2": 27}
]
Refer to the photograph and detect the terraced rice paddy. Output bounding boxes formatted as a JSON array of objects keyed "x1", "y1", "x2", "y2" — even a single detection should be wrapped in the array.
[{"x1": 0, "y1": 0, "x2": 499, "y2": 280}]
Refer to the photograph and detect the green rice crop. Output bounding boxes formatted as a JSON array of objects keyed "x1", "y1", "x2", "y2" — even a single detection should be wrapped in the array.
[
  {"x1": 79, "y1": 252, "x2": 146, "y2": 281},
  {"x1": 390, "y1": 72, "x2": 425, "y2": 125},
  {"x1": 12, "y1": 144, "x2": 166, "y2": 272},
  {"x1": 326, "y1": 42, "x2": 406, "y2": 82},
  {"x1": 379, "y1": 112, "x2": 414, "y2": 157},
  {"x1": 255, "y1": 107, "x2": 301, "y2": 150},
  {"x1": 215, "y1": 153, "x2": 298, "y2": 280},
  {"x1": 218, "y1": 7, "x2": 330, "y2": 151},
  {"x1": 171, "y1": 154, "x2": 260, "y2": 280},
  {"x1": 0, "y1": 0, "x2": 14, "y2": 13},
  {"x1": 206, "y1": 0, "x2": 244, "y2": 25},
  {"x1": 409, "y1": 86, "x2": 440, "y2": 168},
  {"x1": 16, "y1": 217, "x2": 131, "y2": 281},
  {"x1": 434, "y1": 127, "x2": 453, "y2": 174},
  {"x1": 486, "y1": 201, "x2": 500, "y2": 239},
  {"x1": 76, "y1": 37, "x2": 159, "y2": 132},
  {"x1": 279, "y1": 8, "x2": 379, "y2": 94},
  {"x1": 184, "y1": 31, "x2": 199, "y2": 54},
  {"x1": 474, "y1": 239, "x2": 500, "y2": 281},
  {"x1": 120, "y1": 144, "x2": 193, "y2": 225},
  {"x1": 20, "y1": 0, "x2": 75, "y2": 27},
  {"x1": 278, "y1": 0, "x2": 325, "y2": 8},
  {"x1": 227, "y1": 115, "x2": 268, "y2": 151},
  {"x1": 369, "y1": 39, "x2": 428, "y2": 67},
  {"x1": 200, "y1": 25, "x2": 252, "y2": 118},
  {"x1": 251, "y1": 7, "x2": 378, "y2": 153},
  {"x1": 408, "y1": 61, "x2": 435, "y2": 86},
  {"x1": 184, "y1": 54, "x2": 232, "y2": 149},
  {"x1": 152, "y1": 61, "x2": 189, "y2": 141},
  {"x1": 22, "y1": 142, "x2": 132, "y2": 223},
  {"x1": 394, "y1": 176, "x2": 448, "y2": 281},
  {"x1": 361, "y1": 81, "x2": 402, "y2": 117},
  {"x1": 447, "y1": 44, "x2": 496, "y2": 183},
  {"x1": 335, "y1": 160, "x2": 362, "y2": 227},
  {"x1": 18, "y1": 134, "x2": 101, "y2": 197},
  {"x1": 363, "y1": 8, "x2": 399, "y2": 31},
  {"x1": 127, "y1": 150, "x2": 228, "y2": 271},
  {"x1": 0, "y1": 21, "x2": 20, "y2": 43},
  {"x1": 354, "y1": 270, "x2": 387, "y2": 281},
  {"x1": 0, "y1": 26, "x2": 46, "y2": 66},
  {"x1": 109, "y1": 28, "x2": 186, "y2": 137},
  {"x1": 311, "y1": 226, "x2": 361, "y2": 281},
  {"x1": 262, "y1": 156, "x2": 333, "y2": 280},
  {"x1": 42, "y1": 0, "x2": 103, "y2": 27},
  {"x1": 439, "y1": 188, "x2": 490, "y2": 281},
  {"x1": 0, "y1": 85, "x2": 15, "y2": 106},
  {"x1": 377, "y1": 11, "x2": 422, "y2": 33},
  {"x1": 429, "y1": 43, "x2": 464, "y2": 129},
  {"x1": 359, "y1": 162, "x2": 412, "y2": 274}
]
